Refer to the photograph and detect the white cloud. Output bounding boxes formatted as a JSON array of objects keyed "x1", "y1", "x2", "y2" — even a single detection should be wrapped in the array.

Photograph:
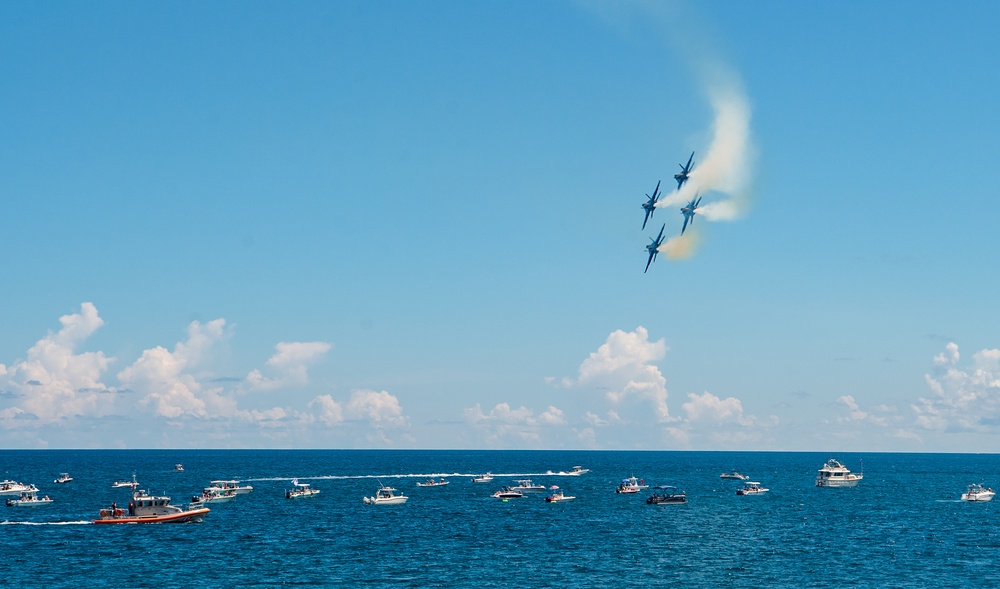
[
  {"x1": 346, "y1": 389, "x2": 407, "y2": 427},
  {"x1": 463, "y1": 402, "x2": 568, "y2": 446},
  {"x1": 246, "y1": 341, "x2": 332, "y2": 391},
  {"x1": 308, "y1": 394, "x2": 344, "y2": 425},
  {"x1": 837, "y1": 394, "x2": 889, "y2": 427},
  {"x1": 913, "y1": 342, "x2": 1000, "y2": 433}
]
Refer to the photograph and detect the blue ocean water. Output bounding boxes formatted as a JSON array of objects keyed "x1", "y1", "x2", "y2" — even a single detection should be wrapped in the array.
[{"x1": 2, "y1": 450, "x2": 999, "y2": 587}]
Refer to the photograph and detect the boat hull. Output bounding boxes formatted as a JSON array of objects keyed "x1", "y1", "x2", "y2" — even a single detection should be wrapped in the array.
[{"x1": 93, "y1": 507, "x2": 210, "y2": 524}]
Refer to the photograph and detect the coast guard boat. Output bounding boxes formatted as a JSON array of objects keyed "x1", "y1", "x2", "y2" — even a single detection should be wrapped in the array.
[
  {"x1": 93, "y1": 483, "x2": 209, "y2": 524},
  {"x1": 815, "y1": 459, "x2": 863, "y2": 488}
]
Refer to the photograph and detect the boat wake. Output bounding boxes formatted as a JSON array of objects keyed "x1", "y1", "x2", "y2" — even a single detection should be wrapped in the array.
[
  {"x1": 1, "y1": 520, "x2": 92, "y2": 526},
  {"x1": 244, "y1": 471, "x2": 586, "y2": 482}
]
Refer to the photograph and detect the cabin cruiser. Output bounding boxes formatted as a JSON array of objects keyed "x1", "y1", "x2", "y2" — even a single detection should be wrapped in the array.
[
  {"x1": 416, "y1": 478, "x2": 449, "y2": 487},
  {"x1": 364, "y1": 485, "x2": 408, "y2": 505},
  {"x1": 510, "y1": 479, "x2": 546, "y2": 493},
  {"x1": 210, "y1": 480, "x2": 253, "y2": 494},
  {"x1": 815, "y1": 459, "x2": 863, "y2": 488},
  {"x1": 736, "y1": 482, "x2": 769, "y2": 496},
  {"x1": 471, "y1": 473, "x2": 494, "y2": 483},
  {"x1": 54, "y1": 473, "x2": 73, "y2": 484},
  {"x1": 961, "y1": 484, "x2": 995, "y2": 502},
  {"x1": 544, "y1": 486, "x2": 575, "y2": 503},
  {"x1": 720, "y1": 471, "x2": 749, "y2": 480},
  {"x1": 6, "y1": 488, "x2": 52, "y2": 507},
  {"x1": 285, "y1": 479, "x2": 320, "y2": 499},
  {"x1": 93, "y1": 487, "x2": 209, "y2": 524},
  {"x1": 0, "y1": 480, "x2": 33, "y2": 496},
  {"x1": 615, "y1": 476, "x2": 648, "y2": 494},
  {"x1": 492, "y1": 486, "x2": 523, "y2": 499},
  {"x1": 646, "y1": 485, "x2": 687, "y2": 505}
]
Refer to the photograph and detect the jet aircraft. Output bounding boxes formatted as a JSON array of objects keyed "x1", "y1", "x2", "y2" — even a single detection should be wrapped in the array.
[
  {"x1": 674, "y1": 151, "x2": 694, "y2": 190},
  {"x1": 644, "y1": 224, "x2": 666, "y2": 273},
  {"x1": 680, "y1": 194, "x2": 702, "y2": 235},
  {"x1": 641, "y1": 180, "x2": 661, "y2": 230}
]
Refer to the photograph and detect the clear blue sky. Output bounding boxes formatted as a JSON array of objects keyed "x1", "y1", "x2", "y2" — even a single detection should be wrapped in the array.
[{"x1": 2, "y1": 1, "x2": 999, "y2": 450}]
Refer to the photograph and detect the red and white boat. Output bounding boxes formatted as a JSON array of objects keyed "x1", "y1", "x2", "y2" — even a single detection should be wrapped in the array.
[{"x1": 93, "y1": 480, "x2": 209, "y2": 524}]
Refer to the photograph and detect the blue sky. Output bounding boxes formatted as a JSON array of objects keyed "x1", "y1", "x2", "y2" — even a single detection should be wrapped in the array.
[{"x1": 2, "y1": 1, "x2": 1000, "y2": 450}]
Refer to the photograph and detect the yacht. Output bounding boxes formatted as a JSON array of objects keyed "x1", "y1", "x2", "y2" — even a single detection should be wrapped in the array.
[
  {"x1": 94, "y1": 487, "x2": 209, "y2": 524},
  {"x1": 615, "y1": 476, "x2": 648, "y2": 494},
  {"x1": 736, "y1": 481, "x2": 769, "y2": 496},
  {"x1": 6, "y1": 488, "x2": 52, "y2": 507},
  {"x1": 471, "y1": 473, "x2": 494, "y2": 483},
  {"x1": 285, "y1": 479, "x2": 320, "y2": 499},
  {"x1": 646, "y1": 485, "x2": 687, "y2": 505},
  {"x1": 54, "y1": 473, "x2": 73, "y2": 484},
  {"x1": 363, "y1": 484, "x2": 408, "y2": 505},
  {"x1": 491, "y1": 486, "x2": 523, "y2": 499},
  {"x1": 210, "y1": 480, "x2": 253, "y2": 494},
  {"x1": 961, "y1": 484, "x2": 995, "y2": 502},
  {"x1": 0, "y1": 480, "x2": 33, "y2": 496},
  {"x1": 815, "y1": 459, "x2": 863, "y2": 488},
  {"x1": 720, "y1": 471, "x2": 749, "y2": 480},
  {"x1": 416, "y1": 478, "x2": 449, "y2": 487},
  {"x1": 544, "y1": 486, "x2": 576, "y2": 503},
  {"x1": 510, "y1": 479, "x2": 546, "y2": 493}
]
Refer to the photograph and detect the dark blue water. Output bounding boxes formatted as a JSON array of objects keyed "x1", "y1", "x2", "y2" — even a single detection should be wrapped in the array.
[{"x1": 2, "y1": 450, "x2": 998, "y2": 587}]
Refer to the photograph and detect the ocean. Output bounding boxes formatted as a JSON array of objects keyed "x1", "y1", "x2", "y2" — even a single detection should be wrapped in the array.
[{"x1": 2, "y1": 450, "x2": 998, "y2": 587}]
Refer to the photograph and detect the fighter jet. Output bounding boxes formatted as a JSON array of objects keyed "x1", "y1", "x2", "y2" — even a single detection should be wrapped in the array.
[
  {"x1": 641, "y1": 180, "x2": 661, "y2": 230},
  {"x1": 674, "y1": 151, "x2": 695, "y2": 190},
  {"x1": 644, "y1": 224, "x2": 666, "y2": 273},
  {"x1": 680, "y1": 194, "x2": 702, "y2": 235}
]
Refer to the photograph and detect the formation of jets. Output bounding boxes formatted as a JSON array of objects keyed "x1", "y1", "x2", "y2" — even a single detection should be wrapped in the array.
[{"x1": 640, "y1": 151, "x2": 699, "y2": 273}]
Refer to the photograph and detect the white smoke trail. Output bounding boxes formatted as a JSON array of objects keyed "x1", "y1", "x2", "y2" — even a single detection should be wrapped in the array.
[{"x1": 660, "y1": 232, "x2": 699, "y2": 260}]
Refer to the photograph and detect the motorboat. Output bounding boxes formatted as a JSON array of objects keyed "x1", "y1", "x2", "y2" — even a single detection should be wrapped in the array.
[
  {"x1": 736, "y1": 481, "x2": 769, "y2": 496},
  {"x1": 568, "y1": 466, "x2": 589, "y2": 475},
  {"x1": 364, "y1": 484, "x2": 408, "y2": 505},
  {"x1": 510, "y1": 479, "x2": 546, "y2": 493},
  {"x1": 285, "y1": 479, "x2": 320, "y2": 499},
  {"x1": 961, "y1": 484, "x2": 995, "y2": 502},
  {"x1": 416, "y1": 478, "x2": 449, "y2": 487},
  {"x1": 615, "y1": 476, "x2": 648, "y2": 494},
  {"x1": 471, "y1": 473, "x2": 494, "y2": 483},
  {"x1": 492, "y1": 486, "x2": 523, "y2": 499},
  {"x1": 209, "y1": 480, "x2": 253, "y2": 494},
  {"x1": 720, "y1": 471, "x2": 749, "y2": 480},
  {"x1": 815, "y1": 459, "x2": 863, "y2": 488},
  {"x1": 54, "y1": 473, "x2": 73, "y2": 484},
  {"x1": 544, "y1": 486, "x2": 575, "y2": 503},
  {"x1": 6, "y1": 489, "x2": 52, "y2": 507},
  {"x1": 93, "y1": 488, "x2": 209, "y2": 524},
  {"x1": 646, "y1": 485, "x2": 687, "y2": 505},
  {"x1": 174, "y1": 464, "x2": 185, "y2": 472},
  {"x1": 194, "y1": 487, "x2": 237, "y2": 503},
  {"x1": 0, "y1": 480, "x2": 33, "y2": 496},
  {"x1": 112, "y1": 478, "x2": 140, "y2": 489}
]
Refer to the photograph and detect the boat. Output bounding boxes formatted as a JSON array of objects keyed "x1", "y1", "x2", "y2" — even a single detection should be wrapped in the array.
[
  {"x1": 112, "y1": 478, "x2": 140, "y2": 489},
  {"x1": 720, "y1": 471, "x2": 749, "y2": 480},
  {"x1": 363, "y1": 484, "x2": 408, "y2": 505},
  {"x1": 93, "y1": 487, "x2": 210, "y2": 524},
  {"x1": 174, "y1": 464, "x2": 184, "y2": 472},
  {"x1": 510, "y1": 479, "x2": 546, "y2": 493},
  {"x1": 6, "y1": 489, "x2": 52, "y2": 507},
  {"x1": 544, "y1": 486, "x2": 575, "y2": 503},
  {"x1": 471, "y1": 473, "x2": 494, "y2": 483},
  {"x1": 815, "y1": 459, "x2": 863, "y2": 488},
  {"x1": 491, "y1": 486, "x2": 523, "y2": 499},
  {"x1": 416, "y1": 478, "x2": 449, "y2": 487},
  {"x1": 285, "y1": 479, "x2": 320, "y2": 499},
  {"x1": 568, "y1": 466, "x2": 589, "y2": 475},
  {"x1": 194, "y1": 487, "x2": 237, "y2": 503},
  {"x1": 0, "y1": 480, "x2": 33, "y2": 496},
  {"x1": 646, "y1": 485, "x2": 687, "y2": 505},
  {"x1": 736, "y1": 481, "x2": 769, "y2": 496},
  {"x1": 961, "y1": 484, "x2": 995, "y2": 502},
  {"x1": 615, "y1": 476, "x2": 648, "y2": 494},
  {"x1": 209, "y1": 479, "x2": 253, "y2": 494},
  {"x1": 54, "y1": 473, "x2": 73, "y2": 484}
]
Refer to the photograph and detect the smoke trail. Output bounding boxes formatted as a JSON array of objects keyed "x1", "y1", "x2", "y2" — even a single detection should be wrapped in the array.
[{"x1": 660, "y1": 232, "x2": 699, "y2": 260}]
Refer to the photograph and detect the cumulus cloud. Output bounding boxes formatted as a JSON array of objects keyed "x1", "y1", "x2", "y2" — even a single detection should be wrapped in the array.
[
  {"x1": 346, "y1": 389, "x2": 407, "y2": 427},
  {"x1": 463, "y1": 402, "x2": 568, "y2": 446},
  {"x1": 246, "y1": 341, "x2": 332, "y2": 391},
  {"x1": 309, "y1": 394, "x2": 344, "y2": 425},
  {"x1": 913, "y1": 342, "x2": 1000, "y2": 432},
  {"x1": 837, "y1": 394, "x2": 889, "y2": 427}
]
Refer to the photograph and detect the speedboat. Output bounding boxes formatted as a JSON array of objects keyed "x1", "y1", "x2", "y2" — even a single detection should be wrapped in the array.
[
  {"x1": 545, "y1": 486, "x2": 575, "y2": 503},
  {"x1": 364, "y1": 485, "x2": 408, "y2": 505},
  {"x1": 174, "y1": 464, "x2": 185, "y2": 472},
  {"x1": 510, "y1": 479, "x2": 546, "y2": 493},
  {"x1": 720, "y1": 471, "x2": 749, "y2": 480},
  {"x1": 615, "y1": 476, "x2": 648, "y2": 494},
  {"x1": 54, "y1": 473, "x2": 73, "y2": 484},
  {"x1": 0, "y1": 480, "x2": 33, "y2": 496},
  {"x1": 112, "y1": 478, "x2": 140, "y2": 489},
  {"x1": 209, "y1": 480, "x2": 253, "y2": 494},
  {"x1": 471, "y1": 473, "x2": 494, "y2": 483},
  {"x1": 961, "y1": 484, "x2": 995, "y2": 502},
  {"x1": 568, "y1": 466, "x2": 589, "y2": 475},
  {"x1": 736, "y1": 481, "x2": 769, "y2": 496},
  {"x1": 93, "y1": 488, "x2": 209, "y2": 524},
  {"x1": 416, "y1": 478, "x2": 449, "y2": 487},
  {"x1": 286, "y1": 479, "x2": 320, "y2": 499},
  {"x1": 492, "y1": 486, "x2": 523, "y2": 499},
  {"x1": 646, "y1": 485, "x2": 687, "y2": 505},
  {"x1": 6, "y1": 489, "x2": 52, "y2": 507},
  {"x1": 815, "y1": 459, "x2": 863, "y2": 488}
]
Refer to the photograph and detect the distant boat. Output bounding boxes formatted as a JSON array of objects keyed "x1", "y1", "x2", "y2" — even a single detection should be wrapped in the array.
[
  {"x1": 6, "y1": 488, "x2": 51, "y2": 507},
  {"x1": 416, "y1": 478, "x2": 449, "y2": 487},
  {"x1": 646, "y1": 485, "x2": 687, "y2": 505},
  {"x1": 492, "y1": 486, "x2": 523, "y2": 499},
  {"x1": 815, "y1": 459, "x2": 863, "y2": 488},
  {"x1": 961, "y1": 484, "x2": 995, "y2": 502},
  {"x1": 545, "y1": 486, "x2": 575, "y2": 503},
  {"x1": 471, "y1": 473, "x2": 494, "y2": 483},
  {"x1": 720, "y1": 471, "x2": 749, "y2": 480},
  {"x1": 286, "y1": 479, "x2": 320, "y2": 499},
  {"x1": 568, "y1": 466, "x2": 589, "y2": 475},
  {"x1": 174, "y1": 464, "x2": 185, "y2": 472},
  {"x1": 364, "y1": 484, "x2": 408, "y2": 505},
  {"x1": 736, "y1": 482, "x2": 769, "y2": 496},
  {"x1": 54, "y1": 473, "x2": 73, "y2": 484}
]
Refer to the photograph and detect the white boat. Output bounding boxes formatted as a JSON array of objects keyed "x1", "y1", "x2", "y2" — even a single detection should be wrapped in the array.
[
  {"x1": 720, "y1": 471, "x2": 749, "y2": 480},
  {"x1": 416, "y1": 478, "x2": 449, "y2": 487},
  {"x1": 6, "y1": 489, "x2": 52, "y2": 507},
  {"x1": 736, "y1": 481, "x2": 769, "y2": 495},
  {"x1": 210, "y1": 480, "x2": 253, "y2": 494},
  {"x1": 112, "y1": 478, "x2": 140, "y2": 489},
  {"x1": 94, "y1": 487, "x2": 209, "y2": 524},
  {"x1": 285, "y1": 479, "x2": 320, "y2": 499},
  {"x1": 545, "y1": 486, "x2": 575, "y2": 502},
  {"x1": 194, "y1": 487, "x2": 237, "y2": 503},
  {"x1": 0, "y1": 480, "x2": 33, "y2": 496},
  {"x1": 364, "y1": 485, "x2": 408, "y2": 505},
  {"x1": 174, "y1": 464, "x2": 185, "y2": 472},
  {"x1": 492, "y1": 486, "x2": 523, "y2": 499},
  {"x1": 815, "y1": 459, "x2": 863, "y2": 488},
  {"x1": 615, "y1": 476, "x2": 648, "y2": 494},
  {"x1": 961, "y1": 484, "x2": 995, "y2": 502},
  {"x1": 54, "y1": 473, "x2": 73, "y2": 484},
  {"x1": 510, "y1": 479, "x2": 546, "y2": 493},
  {"x1": 568, "y1": 466, "x2": 589, "y2": 475},
  {"x1": 471, "y1": 473, "x2": 494, "y2": 483}
]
